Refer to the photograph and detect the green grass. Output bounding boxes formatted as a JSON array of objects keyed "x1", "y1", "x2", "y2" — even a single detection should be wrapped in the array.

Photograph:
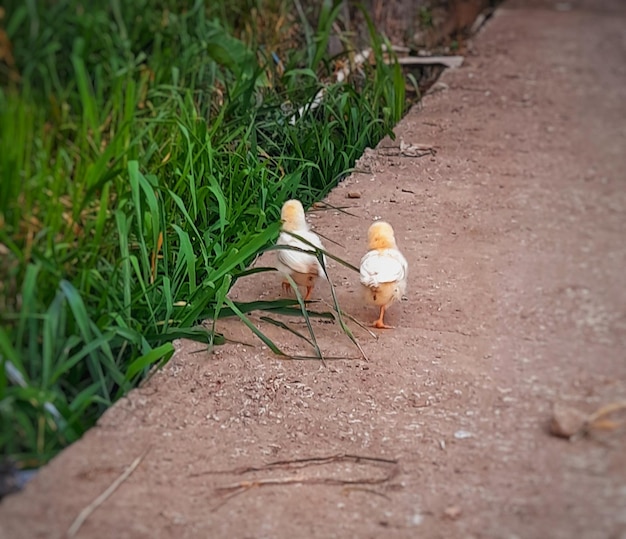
[{"x1": 0, "y1": 0, "x2": 407, "y2": 467}]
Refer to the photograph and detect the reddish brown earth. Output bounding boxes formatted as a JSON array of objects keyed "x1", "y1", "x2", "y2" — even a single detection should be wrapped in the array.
[{"x1": 2, "y1": 1, "x2": 626, "y2": 537}]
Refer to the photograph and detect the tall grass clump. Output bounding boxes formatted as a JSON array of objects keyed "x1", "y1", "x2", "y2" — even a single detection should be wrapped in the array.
[{"x1": 0, "y1": 0, "x2": 407, "y2": 467}]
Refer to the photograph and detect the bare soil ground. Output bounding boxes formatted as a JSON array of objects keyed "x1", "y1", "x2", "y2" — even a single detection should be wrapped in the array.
[{"x1": 2, "y1": 1, "x2": 626, "y2": 537}]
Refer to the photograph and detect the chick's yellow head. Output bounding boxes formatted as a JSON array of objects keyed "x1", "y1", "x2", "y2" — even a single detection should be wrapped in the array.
[
  {"x1": 280, "y1": 199, "x2": 307, "y2": 232},
  {"x1": 367, "y1": 221, "x2": 397, "y2": 250}
]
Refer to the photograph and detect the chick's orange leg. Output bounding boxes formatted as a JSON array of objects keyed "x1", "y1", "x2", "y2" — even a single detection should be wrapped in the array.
[
  {"x1": 373, "y1": 305, "x2": 394, "y2": 329},
  {"x1": 282, "y1": 281, "x2": 292, "y2": 295},
  {"x1": 304, "y1": 285, "x2": 313, "y2": 301}
]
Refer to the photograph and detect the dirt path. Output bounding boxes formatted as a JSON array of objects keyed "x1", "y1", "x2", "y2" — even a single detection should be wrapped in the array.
[{"x1": 2, "y1": 1, "x2": 626, "y2": 537}]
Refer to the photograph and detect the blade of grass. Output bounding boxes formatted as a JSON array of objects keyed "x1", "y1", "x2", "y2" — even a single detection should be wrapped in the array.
[
  {"x1": 223, "y1": 297, "x2": 289, "y2": 358},
  {"x1": 125, "y1": 342, "x2": 175, "y2": 382},
  {"x1": 259, "y1": 316, "x2": 316, "y2": 348},
  {"x1": 284, "y1": 273, "x2": 325, "y2": 365}
]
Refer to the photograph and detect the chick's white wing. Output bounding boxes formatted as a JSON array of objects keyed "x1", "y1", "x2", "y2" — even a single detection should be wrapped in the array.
[
  {"x1": 298, "y1": 229, "x2": 327, "y2": 275},
  {"x1": 276, "y1": 231, "x2": 324, "y2": 275},
  {"x1": 360, "y1": 249, "x2": 407, "y2": 287},
  {"x1": 297, "y1": 229, "x2": 325, "y2": 250}
]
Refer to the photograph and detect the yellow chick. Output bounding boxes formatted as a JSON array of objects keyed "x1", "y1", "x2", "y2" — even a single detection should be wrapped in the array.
[
  {"x1": 276, "y1": 200, "x2": 326, "y2": 301},
  {"x1": 359, "y1": 221, "x2": 408, "y2": 329}
]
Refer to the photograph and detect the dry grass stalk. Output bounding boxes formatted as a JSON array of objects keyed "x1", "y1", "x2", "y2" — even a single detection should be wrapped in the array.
[{"x1": 66, "y1": 446, "x2": 151, "y2": 538}]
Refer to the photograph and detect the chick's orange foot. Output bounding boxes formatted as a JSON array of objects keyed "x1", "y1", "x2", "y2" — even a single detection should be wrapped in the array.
[
  {"x1": 373, "y1": 307, "x2": 394, "y2": 329},
  {"x1": 372, "y1": 320, "x2": 394, "y2": 329}
]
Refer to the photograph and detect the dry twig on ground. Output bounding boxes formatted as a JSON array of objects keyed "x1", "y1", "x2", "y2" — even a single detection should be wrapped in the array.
[
  {"x1": 66, "y1": 446, "x2": 151, "y2": 538},
  {"x1": 191, "y1": 454, "x2": 400, "y2": 511}
]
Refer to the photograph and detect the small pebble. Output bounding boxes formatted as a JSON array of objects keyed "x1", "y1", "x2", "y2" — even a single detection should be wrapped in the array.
[
  {"x1": 443, "y1": 506, "x2": 462, "y2": 520},
  {"x1": 550, "y1": 403, "x2": 587, "y2": 439}
]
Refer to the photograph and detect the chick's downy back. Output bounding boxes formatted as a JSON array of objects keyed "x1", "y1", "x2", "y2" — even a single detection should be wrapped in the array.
[
  {"x1": 360, "y1": 221, "x2": 408, "y2": 290},
  {"x1": 359, "y1": 248, "x2": 408, "y2": 288}
]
